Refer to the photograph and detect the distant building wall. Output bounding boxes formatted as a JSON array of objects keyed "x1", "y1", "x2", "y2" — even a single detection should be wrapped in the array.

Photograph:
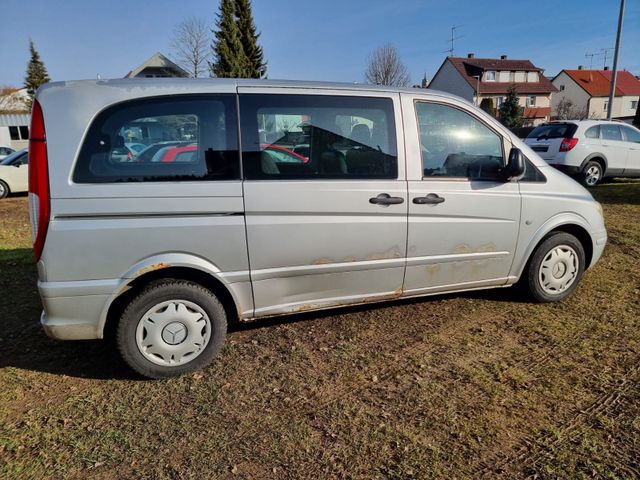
[{"x1": 428, "y1": 60, "x2": 475, "y2": 101}]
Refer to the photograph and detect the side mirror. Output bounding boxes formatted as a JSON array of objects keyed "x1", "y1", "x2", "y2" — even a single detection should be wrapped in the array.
[{"x1": 504, "y1": 148, "x2": 525, "y2": 180}]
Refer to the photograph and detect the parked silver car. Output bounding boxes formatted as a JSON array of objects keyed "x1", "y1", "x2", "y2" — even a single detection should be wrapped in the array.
[
  {"x1": 524, "y1": 120, "x2": 640, "y2": 186},
  {"x1": 29, "y1": 79, "x2": 607, "y2": 378}
]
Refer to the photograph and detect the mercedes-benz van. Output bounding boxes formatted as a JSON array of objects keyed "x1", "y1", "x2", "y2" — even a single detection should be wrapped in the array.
[{"x1": 29, "y1": 79, "x2": 607, "y2": 378}]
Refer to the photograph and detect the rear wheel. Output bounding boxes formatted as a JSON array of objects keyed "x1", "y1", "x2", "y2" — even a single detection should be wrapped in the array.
[
  {"x1": 0, "y1": 180, "x2": 9, "y2": 199},
  {"x1": 116, "y1": 279, "x2": 227, "y2": 379},
  {"x1": 580, "y1": 160, "x2": 603, "y2": 187},
  {"x1": 525, "y1": 232, "x2": 585, "y2": 303}
]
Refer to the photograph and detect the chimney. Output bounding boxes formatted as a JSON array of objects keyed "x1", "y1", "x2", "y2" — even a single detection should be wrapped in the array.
[
  {"x1": 604, "y1": 66, "x2": 609, "y2": 70},
  {"x1": 500, "y1": 55, "x2": 507, "y2": 60},
  {"x1": 467, "y1": 53, "x2": 475, "y2": 58},
  {"x1": 578, "y1": 65, "x2": 583, "y2": 70}
]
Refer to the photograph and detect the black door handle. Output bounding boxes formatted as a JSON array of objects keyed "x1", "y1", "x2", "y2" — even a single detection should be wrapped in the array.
[
  {"x1": 369, "y1": 193, "x2": 405, "y2": 205},
  {"x1": 413, "y1": 193, "x2": 445, "y2": 205}
]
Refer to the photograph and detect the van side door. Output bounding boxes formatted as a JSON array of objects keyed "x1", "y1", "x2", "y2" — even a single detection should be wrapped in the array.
[
  {"x1": 401, "y1": 94, "x2": 521, "y2": 295},
  {"x1": 238, "y1": 88, "x2": 407, "y2": 317}
]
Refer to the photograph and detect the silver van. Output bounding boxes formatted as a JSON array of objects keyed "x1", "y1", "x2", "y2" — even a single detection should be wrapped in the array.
[{"x1": 29, "y1": 79, "x2": 607, "y2": 378}]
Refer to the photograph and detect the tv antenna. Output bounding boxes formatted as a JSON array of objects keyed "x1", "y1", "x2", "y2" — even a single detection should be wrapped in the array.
[
  {"x1": 585, "y1": 52, "x2": 598, "y2": 69},
  {"x1": 600, "y1": 48, "x2": 614, "y2": 69},
  {"x1": 443, "y1": 25, "x2": 463, "y2": 56}
]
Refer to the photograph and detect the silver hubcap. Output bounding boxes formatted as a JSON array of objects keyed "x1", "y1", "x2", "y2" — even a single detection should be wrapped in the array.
[
  {"x1": 585, "y1": 165, "x2": 601, "y2": 186},
  {"x1": 136, "y1": 300, "x2": 211, "y2": 366},
  {"x1": 0, "y1": 183, "x2": 5, "y2": 196},
  {"x1": 538, "y1": 245, "x2": 579, "y2": 295}
]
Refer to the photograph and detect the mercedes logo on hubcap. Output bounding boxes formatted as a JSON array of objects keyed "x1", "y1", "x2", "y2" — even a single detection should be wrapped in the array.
[{"x1": 162, "y1": 322, "x2": 187, "y2": 345}]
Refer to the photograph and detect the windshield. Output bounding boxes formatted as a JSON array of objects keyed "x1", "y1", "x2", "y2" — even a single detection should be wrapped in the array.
[
  {"x1": 0, "y1": 149, "x2": 27, "y2": 165},
  {"x1": 527, "y1": 123, "x2": 577, "y2": 140}
]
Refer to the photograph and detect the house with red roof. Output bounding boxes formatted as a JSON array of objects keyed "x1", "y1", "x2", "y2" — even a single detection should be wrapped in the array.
[
  {"x1": 551, "y1": 68, "x2": 640, "y2": 120},
  {"x1": 428, "y1": 53, "x2": 558, "y2": 126}
]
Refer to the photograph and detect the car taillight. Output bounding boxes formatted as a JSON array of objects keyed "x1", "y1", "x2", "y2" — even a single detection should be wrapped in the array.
[
  {"x1": 127, "y1": 151, "x2": 133, "y2": 161},
  {"x1": 559, "y1": 138, "x2": 578, "y2": 152},
  {"x1": 28, "y1": 100, "x2": 50, "y2": 262}
]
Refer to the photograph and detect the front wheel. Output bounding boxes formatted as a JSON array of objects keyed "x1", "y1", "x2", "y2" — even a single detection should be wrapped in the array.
[
  {"x1": 116, "y1": 279, "x2": 227, "y2": 379},
  {"x1": 580, "y1": 161, "x2": 603, "y2": 187},
  {"x1": 525, "y1": 232, "x2": 585, "y2": 303}
]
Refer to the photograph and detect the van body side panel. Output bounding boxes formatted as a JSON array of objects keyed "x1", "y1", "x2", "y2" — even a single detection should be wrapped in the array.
[{"x1": 243, "y1": 181, "x2": 408, "y2": 315}]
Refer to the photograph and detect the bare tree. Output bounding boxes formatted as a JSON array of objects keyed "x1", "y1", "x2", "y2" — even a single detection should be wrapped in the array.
[
  {"x1": 170, "y1": 17, "x2": 211, "y2": 78},
  {"x1": 364, "y1": 44, "x2": 411, "y2": 87},
  {"x1": 554, "y1": 97, "x2": 587, "y2": 120}
]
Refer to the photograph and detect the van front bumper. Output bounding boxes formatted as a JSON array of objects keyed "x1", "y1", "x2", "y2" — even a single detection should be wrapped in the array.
[{"x1": 39, "y1": 280, "x2": 118, "y2": 340}]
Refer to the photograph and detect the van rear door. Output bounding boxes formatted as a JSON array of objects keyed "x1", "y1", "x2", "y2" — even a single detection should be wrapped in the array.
[{"x1": 238, "y1": 88, "x2": 408, "y2": 317}]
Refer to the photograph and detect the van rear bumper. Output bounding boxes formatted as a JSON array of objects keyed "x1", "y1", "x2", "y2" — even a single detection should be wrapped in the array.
[{"x1": 39, "y1": 280, "x2": 117, "y2": 340}]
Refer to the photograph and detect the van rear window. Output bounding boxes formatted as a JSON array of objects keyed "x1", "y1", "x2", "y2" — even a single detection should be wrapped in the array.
[
  {"x1": 73, "y1": 95, "x2": 239, "y2": 183},
  {"x1": 527, "y1": 123, "x2": 577, "y2": 140}
]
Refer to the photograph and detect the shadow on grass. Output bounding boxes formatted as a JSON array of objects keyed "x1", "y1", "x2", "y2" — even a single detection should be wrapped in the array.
[
  {"x1": 1, "y1": 247, "x2": 532, "y2": 378},
  {"x1": 592, "y1": 178, "x2": 640, "y2": 205},
  {"x1": 0, "y1": 248, "x2": 137, "y2": 380}
]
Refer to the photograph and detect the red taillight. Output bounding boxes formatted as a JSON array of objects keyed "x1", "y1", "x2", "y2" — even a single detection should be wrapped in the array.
[
  {"x1": 127, "y1": 151, "x2": 133, "y2": 161},
  {"x1": 28, "y1": 100, "x2": 50, "y2": 262},
  {"x1": 559, "y1": 137, "x2": 578, "y2": 152}
]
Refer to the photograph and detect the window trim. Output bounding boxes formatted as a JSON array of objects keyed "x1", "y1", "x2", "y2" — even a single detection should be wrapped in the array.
[
  {"x1": 485, "y1": 71, "x2": 496, "y2": 82},
  {"x1": 413, "y1": 99, "x2": 508, "y2": 183}
]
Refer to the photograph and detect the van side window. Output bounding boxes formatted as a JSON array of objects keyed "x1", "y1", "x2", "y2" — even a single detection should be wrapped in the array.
[
  {"x1": 73, "y1": 95, "x2": 239, "y2": 183},
  {"x1": 416, "y1": 102, "x2": 504, "y2": 181},
  {"x1": 239, "y1": 94, "x2": 397, "y2": 180}
]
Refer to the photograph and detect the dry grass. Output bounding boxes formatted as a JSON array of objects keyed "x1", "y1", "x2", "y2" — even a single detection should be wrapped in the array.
[{"x1": 0, "y1": 182, "x2": 638, "y2": 479}]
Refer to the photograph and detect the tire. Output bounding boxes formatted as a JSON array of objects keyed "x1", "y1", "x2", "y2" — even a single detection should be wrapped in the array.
[
  {"x1": 525, "y1": 232, "x2": 586, "y2": 303},
  {"x1": 580, "y1": 160, "x2": 603, "y2": 187},
  {"x1": 0, "y1": 180, "x2": 9, "y2": 199},
  {"x1": 116, "y1": 279, "x2": 227, "y2": 379}
]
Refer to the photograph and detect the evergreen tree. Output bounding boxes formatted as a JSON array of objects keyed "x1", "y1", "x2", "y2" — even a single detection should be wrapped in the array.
[
  {"x1": 479, "y1": 98, "x2": 495, "y2": 116},
  {"x1": 633, "y1": 100, "x2": 640, "y2": 129},
  {"x1": 235, "y1": 0, "x2": 266, "y2": 78},
  {"x1": 24, "y1": 39, "x2": 50, "y2": 108},
  {"x1": 498, "y1": 85, "x2": 524, "y2": 128},
  {"x1": 210, "y1": 0, "x2": 247, "y2": 78}
]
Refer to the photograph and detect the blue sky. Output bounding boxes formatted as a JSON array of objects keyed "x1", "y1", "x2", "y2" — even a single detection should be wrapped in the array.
[{"x1": 1, "y1": 0, "x2": 639, "y2": 87}]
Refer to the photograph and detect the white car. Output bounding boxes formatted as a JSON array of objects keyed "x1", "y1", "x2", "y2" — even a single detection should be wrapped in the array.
[
  {"x1": 0, "y1": 149, "x2": 28, "y2": 198},
  {"x1": 0, "y1": 145, "x2": 16, "y2": 160},
  {"x1": 524, "y1": 120, "x2": 640, "y2": 186}
]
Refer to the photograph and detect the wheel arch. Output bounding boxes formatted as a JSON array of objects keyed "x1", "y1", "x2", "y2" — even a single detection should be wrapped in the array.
[
  {"x1": 512, "y1": 215, "x2": 594, "y2": 281},
  {"x1": 100, "y1": 254, "x2": 249, "y2": 340},
  {"x1": 580, "y1": 153, "x2": 607, "y2": 174}
]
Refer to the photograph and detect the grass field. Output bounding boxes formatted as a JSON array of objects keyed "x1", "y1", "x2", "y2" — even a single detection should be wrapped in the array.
[{"x1": 0, "y1": 181, "x2": 639, "y2": 479}]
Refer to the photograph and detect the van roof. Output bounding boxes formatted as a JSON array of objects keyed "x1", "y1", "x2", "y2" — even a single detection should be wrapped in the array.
[{"x1": 37, "y1": 77, "x2": 461, "y2": 100}]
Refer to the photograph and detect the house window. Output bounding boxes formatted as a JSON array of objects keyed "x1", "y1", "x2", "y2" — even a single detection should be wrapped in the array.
[
  {"x1": 485, "y1": 71, "x2": 496, "y2": 81},
  {"x1": 8, "y1": 126, "x2": 29, "y2": 141},
  {"x1": 495, "y1": 96, "x2": 504, "y2": 107},
  {"x1": 632, "y1": 100, "x2": 638, "y2": 110},
  {"x1": 526, "y1": 96, "x2": 536, "y2": 107},
  {"x1": 560, "y1": 85, "x2": 565, "y2": 91}
]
